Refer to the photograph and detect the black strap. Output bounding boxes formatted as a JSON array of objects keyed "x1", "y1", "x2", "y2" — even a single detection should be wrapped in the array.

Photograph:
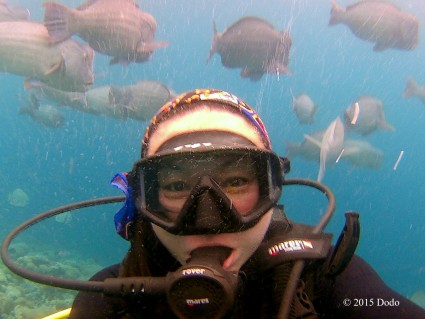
[{"x1": 326, "y1": 212, "x2": 360, "y2": 277}]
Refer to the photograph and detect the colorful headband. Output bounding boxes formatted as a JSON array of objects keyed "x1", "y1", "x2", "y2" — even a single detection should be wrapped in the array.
[{"x1": 141, "y1": 89, "x2": 271, "y2": 157}]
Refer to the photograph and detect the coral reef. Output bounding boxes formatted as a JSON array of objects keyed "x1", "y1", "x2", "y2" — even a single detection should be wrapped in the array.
[
  {"x1": 410, "y1": 290, "x2": 425, "y2": 309},
  {"x1": 0, "y1": 240, "x2": 104, "y2": 319},
  {"x1": 7, "y1": 188, "x2": 29, "y2": 207}
]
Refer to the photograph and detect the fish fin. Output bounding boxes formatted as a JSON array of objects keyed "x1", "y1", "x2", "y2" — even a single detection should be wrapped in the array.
[
  {"x1": 266, "y1": 63, "x2": 292, "y2": 76},
  {"x1": 403, "y1": 77, "x2": 419, "y2": 98},
  {"x1": 317, "y1": 160, "x2": 326, "y2": 182},
  {"x1": 138, "y1": 41, "x2": 168, "y2": 53},
  {"x1": 70, "y1": 95, "x2": 88, "y2": 108},
  {"x1": 44, "y1": 2, "x2": 76, "y2": 43},
  {"x1": 329, "y1": 0, "x2": 345, "y2": 26},
  {"x1": 378, "y1": 120, "x2": 395, "y2": 132},
  {"x1": 76, "y1": 0, "x2": 99, "y2": 10},
  {"x1": 240, "y1": 68, "x2": 263, "y2": 81},
  {"x1": 23, "y1": 79, "x2": 44, "y2": 90},
  {"x1": 111, "y1": 87, "x2": 137, "y2": 113},
  {"x1": 44, "y1": 57, "x2": 64, "y2": 76},
  {"x1": 3, "y1": 4, "x2": 30, "y2": 20},
  {"x1": 285, "y1": 141, "x2": 300, "y2": 159},
  {"x1": 304, "y1": 134, "x2": 322, "y2": 148},
  {"x1": 18, "y1": 106, "x2": 32, "y2": 116},
  {"x1": 340, "y1": 147, "x2": 357, "y2": 157},
  {"x1": 109, "y1": 57, "x2": 127, "y2": 66},
  {"x1": 28, "y1": 93, "x2": 41, "y2": 109},
  {"x1": 109, "y1": 86, "x2": 131, "y2": 106},
  {"x1": 373, "y1": 43, "x2": 388, "y2": 52},
  {"x1": 207, "y1": 20, "x2": 219, "y2": 63}
]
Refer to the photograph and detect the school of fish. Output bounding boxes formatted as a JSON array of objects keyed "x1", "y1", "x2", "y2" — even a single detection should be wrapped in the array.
[{"x1": 0, "y1": 0, "x2": 422, "y2": 180}]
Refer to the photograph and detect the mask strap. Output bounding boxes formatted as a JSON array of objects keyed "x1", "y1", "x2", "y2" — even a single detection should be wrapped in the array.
[{"x1": 111, "y1": 172, "x2": 137, "y2": 240}]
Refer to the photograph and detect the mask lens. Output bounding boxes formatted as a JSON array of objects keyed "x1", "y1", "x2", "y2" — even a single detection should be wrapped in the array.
[{"x1": 134, "y1": 149, "x2": 282, "y2": 232}]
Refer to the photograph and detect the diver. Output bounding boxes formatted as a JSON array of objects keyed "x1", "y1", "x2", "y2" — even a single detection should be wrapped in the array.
[{"x1": 68, "y1": 89, "x2": 425, "y2": 318}]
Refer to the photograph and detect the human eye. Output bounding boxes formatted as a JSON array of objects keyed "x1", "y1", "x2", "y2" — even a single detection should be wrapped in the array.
[
  {"x1": 162, "y1": 180, "x2": 189, "y2": 192},
  {"x1": 158, "y1": 168, "x2": 192, "y2": 199},
  {"x1": 221, "y1": 176, "x2": 251, "y2": 194}
]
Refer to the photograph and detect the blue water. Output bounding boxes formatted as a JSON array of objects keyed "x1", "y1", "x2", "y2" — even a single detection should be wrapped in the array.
[{"x1": 1, "y1": 0, "x2": 425, "y2": 312}]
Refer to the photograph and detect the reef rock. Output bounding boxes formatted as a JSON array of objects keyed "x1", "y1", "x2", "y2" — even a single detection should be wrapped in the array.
[{"x1": 7, "y1": 188, "x2": 29, "y2": 207}]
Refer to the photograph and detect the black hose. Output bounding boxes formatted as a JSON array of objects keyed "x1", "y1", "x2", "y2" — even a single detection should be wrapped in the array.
[
  {"x1": 1, "y1": 177, "x2": 336, "y2": 316},
  {"x1": 277, "y1": 178, "x2": 336, "y2": 319},
  {"x1": 1, "y1": 196, "x2": 124, "y2": 292}
]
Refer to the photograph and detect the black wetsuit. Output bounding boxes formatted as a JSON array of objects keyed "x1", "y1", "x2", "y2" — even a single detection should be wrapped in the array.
[{"x1": 69, "y1": 215, "x2": 425, "y2": 319}]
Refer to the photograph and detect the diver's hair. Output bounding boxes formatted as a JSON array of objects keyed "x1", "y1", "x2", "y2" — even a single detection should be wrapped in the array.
[
  {"x1": 119, "y1": 219, "x2": 180, "y2": 277},
  {"x1": 119, "y1": 219, "x2": 152, "y2": 277}
]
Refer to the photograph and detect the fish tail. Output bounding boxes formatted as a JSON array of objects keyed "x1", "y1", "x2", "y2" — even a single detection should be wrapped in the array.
[
  {"x1": 18, "y1": 106, "x2": 31, "y2": 115},
  {"x1": 379, "y1": 120, "x2": 395, "y2": 132},
  {"x1": 23, "y1": 79, "x2": 43, "y2": 90},
  {"x1": 43, "y1": 2, "x2": 75, "y2": 43},
  {"x1": 329, "y1": 0, "x2": 345, "y2": 26},
  {"x1": 403, "y1": 77, "x2": 419, "y2": 98},
  {"x1": 285, "y1": 141, "x2": 299, "y2": 159},
  {"x1": 207, "y1": 20, "x2": 218, "y2": 63}
]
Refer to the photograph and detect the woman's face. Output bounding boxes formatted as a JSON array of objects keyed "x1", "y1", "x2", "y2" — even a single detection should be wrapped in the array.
[{"x1": 157, "y1": 153, "x2": 260, "y2": 220}]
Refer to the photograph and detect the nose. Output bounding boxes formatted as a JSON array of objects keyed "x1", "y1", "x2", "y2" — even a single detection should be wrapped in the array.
[{"x1": 175, "y1": 176, "x2": 243, "y2": 235}]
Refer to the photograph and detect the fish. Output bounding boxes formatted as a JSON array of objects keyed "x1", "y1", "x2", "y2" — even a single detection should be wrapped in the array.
[
  {"x1": 24, "y1": 80, "x2": 175, "y2": 121},
  {"x1": 344, "y1": 96, "x2": 395, "y2": 135},
  {"x1": 24, "y1": 81, "x2": 87, "y2": 109},
  {"x1": 44, "y1": 0, "x2": 168, "y2": 65},
  {"x1": 50, "y1": 39, "x2": 95, "y2": 92},
  {"x1": 0, "y1": 21, "x2": 94, "y2": 92},
  {"x1": 207, "y1": 16, "x2": 292, "y2": 81},
  {"x1": 341, "y1": 139, "x2": 384, "y2": 170},
  {"x1": 304, "y1": 117, "x2": 344, "y2": 182},
  {"x1": 329, "y1": 0, "x2": 419, "y2": 51},
  {"x1": 29, "y1": 84, "x2": 128, "y2": 119},
  {"x1": 291, "y1": 91, "x2": 317, "y2": 124},
  {"x1": 109, "y1": 81, "x2": 177, "y2": 121},
  {"x1": 404, "y1": 77, "x2": 425, "y2": 105},
  {"x1": 0, "y1": 21, "x2": 63, "y2": 82},
  {"x1": 83, "y1": 85, "x2": 126, "y2": 118},
  {"x1": 286, "y1": 130, "x2": 324, "y2": 162},
  {"x1": 0, "y1": 0, "x2": 30, "y2": 21},
  {"x1": 19, "y1": 95, "x2": 65, "y2": 128}
]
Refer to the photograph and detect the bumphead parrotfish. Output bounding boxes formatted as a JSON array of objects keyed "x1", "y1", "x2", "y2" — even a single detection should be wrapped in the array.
[
  {"x1": 329, "y1": 0, "x2": 419, "y2": 51},
  {"x1": 291, "y1": 91, "x2": 317, "y2": 124},
  {"x1": 207, "y1": 16, "x2": 292, "y2": 81},
  {"x1": 44, "y1": 0, "x2": 168, "y2": 65},
  {"x1": 286, "y1": 130, "x2": 324, "y2": 162},
  {"x1": 19, "y1": 94, "x2": 65, "y2": 128},
  {"x1": 344, "y1": 96, "x2": 395, "y2": 135},
  {"x1": 109, "y1": 81, "x2": 177, "y2": 121},
  {"x1": 0, "y1": 21, "x2": 94, "y2": 92},
  {"x1": 341, "y1": 139, "x2": 384, "y2": 170},
  {"x1": 404, "y1": 77, "x2": 425, "y2": 106}
]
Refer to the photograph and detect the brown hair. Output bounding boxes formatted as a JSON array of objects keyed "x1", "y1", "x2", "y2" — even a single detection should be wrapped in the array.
[{"x1": 119, "y1": 219, "x2": 180, "y2": 277}]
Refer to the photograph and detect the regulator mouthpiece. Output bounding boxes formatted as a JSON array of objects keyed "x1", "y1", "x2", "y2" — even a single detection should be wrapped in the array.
[{"x1": 166, "y1": 246, "x2": 239, "y2": 319}]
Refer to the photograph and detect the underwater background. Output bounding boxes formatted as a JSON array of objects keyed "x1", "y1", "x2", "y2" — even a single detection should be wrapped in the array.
[{"x1": 1, "y1": 0, "x2": 424, "y2": 317}]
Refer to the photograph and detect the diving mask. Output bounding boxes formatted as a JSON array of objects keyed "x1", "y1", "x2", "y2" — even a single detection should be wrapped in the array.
[{"x1": 129, "y1": 137, "x2": 286, "y2": 235}]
